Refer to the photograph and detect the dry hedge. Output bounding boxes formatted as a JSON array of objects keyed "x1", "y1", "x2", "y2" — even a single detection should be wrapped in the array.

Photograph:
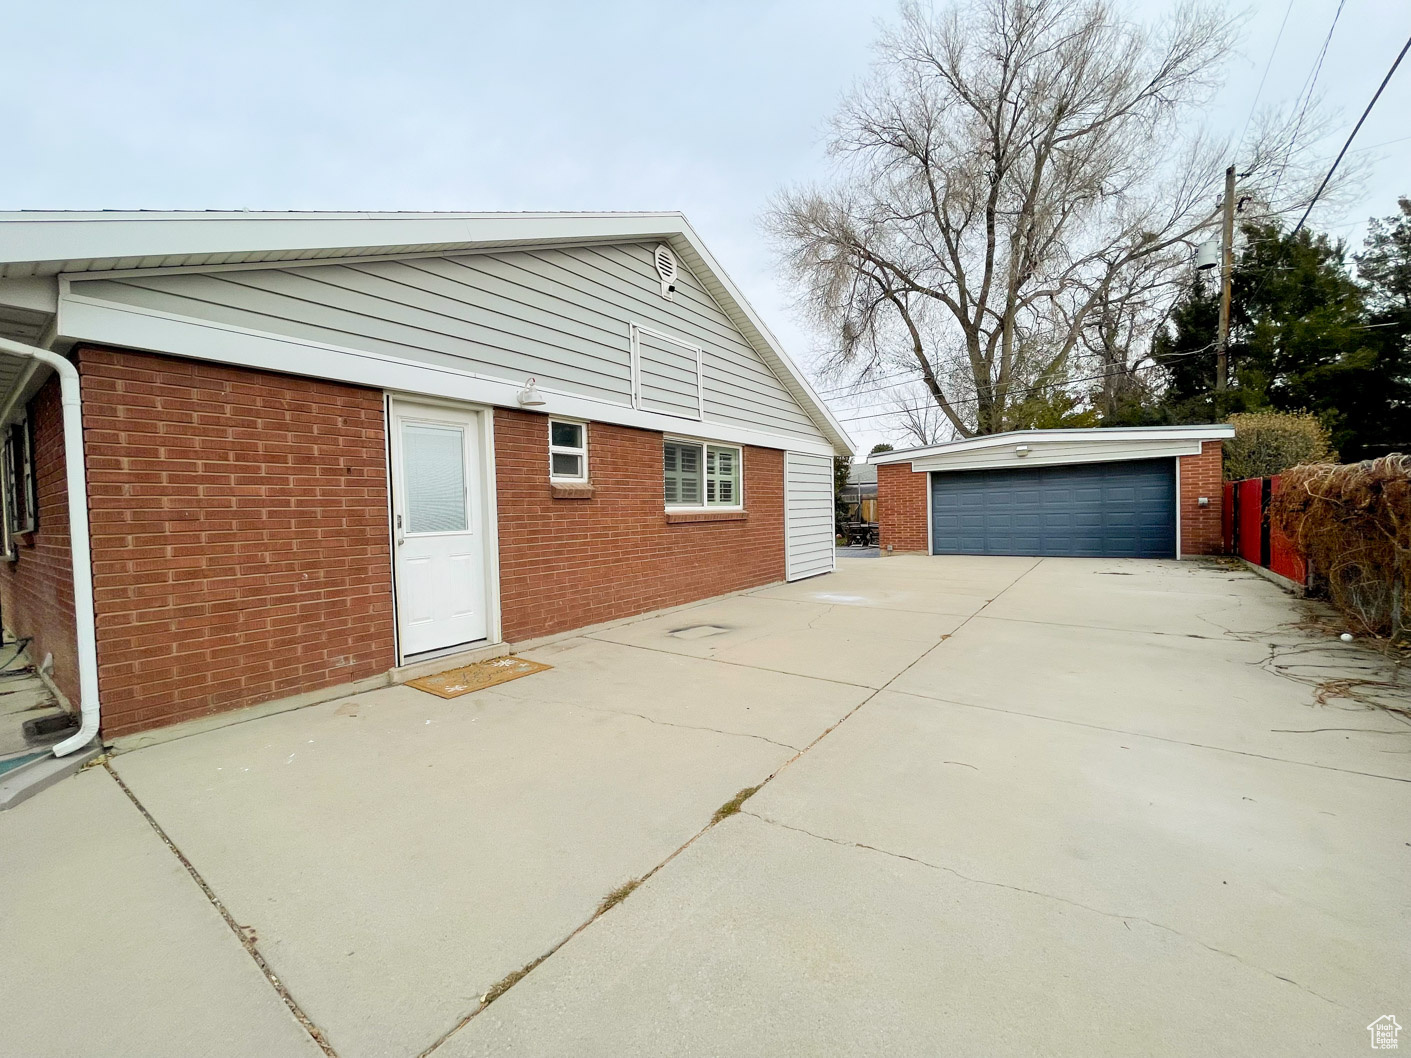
[{"x1": 1269, "y1": 455, "x2": 1411, "y2": 639}]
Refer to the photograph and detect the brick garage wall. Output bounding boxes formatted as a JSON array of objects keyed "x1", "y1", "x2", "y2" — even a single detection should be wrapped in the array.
[
  {"x1": 0, "y1": 377, "x2": 80, "y2": 707},
  {"x1": 877, "y1": 462, "x2": 930, "y2": 552},
  {"x1": 78, "y1": 347, "x2": 394, "y2": 737},
  {"x1": 1178, "y1": 441, "x2": 1224, "y2": 557},
  {"x1": 495, "y1": 409, "x2": 785, "y2": 642}
]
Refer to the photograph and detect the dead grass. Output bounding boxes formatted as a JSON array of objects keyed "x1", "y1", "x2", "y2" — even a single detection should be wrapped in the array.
[
  {"x1": 711, "y1": 783, "x2": 763, "y2": 825},
  {"x1": 596, "y1": 878, "x2": 641, "y2": 916},
  {"x1": 480, "y1": 953, "x2": 548, "y2": 1007}
]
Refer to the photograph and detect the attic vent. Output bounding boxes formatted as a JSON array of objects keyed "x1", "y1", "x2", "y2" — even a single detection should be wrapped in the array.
[{"x1": 653, "y1": 243, "x2": 678, "y2": 300}]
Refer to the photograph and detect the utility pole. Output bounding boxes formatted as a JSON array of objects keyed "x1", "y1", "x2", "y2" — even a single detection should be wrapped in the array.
[{"x1": 1215, "y1": 164, "x2": 1235, "y2": 393}]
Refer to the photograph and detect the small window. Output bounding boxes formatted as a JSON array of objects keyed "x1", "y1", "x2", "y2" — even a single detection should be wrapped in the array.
[
  {"x1": 549, "y1": 419, "x2": 588, "y2": 482},
  {"x1": 2, "y1": 415, "x2": 37, "y2": 539},
  {"x1": 664, "y1": 440, "x2": 742, "y2": 509}
]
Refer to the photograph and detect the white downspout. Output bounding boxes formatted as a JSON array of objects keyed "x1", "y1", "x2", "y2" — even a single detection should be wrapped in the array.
[{"x1": 0, "y1": 337, "x2": 99, "y2": 755}]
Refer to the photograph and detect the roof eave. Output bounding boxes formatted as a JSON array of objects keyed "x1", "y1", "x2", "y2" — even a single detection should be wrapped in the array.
[{"x1": 868, "y1": 425, "x2": 1236, "y2": 464}]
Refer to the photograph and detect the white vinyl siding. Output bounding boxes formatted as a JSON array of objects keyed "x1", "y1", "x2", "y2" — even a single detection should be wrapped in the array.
[
  {"x1": 632, "y1": 325, "x2": 701, "y2": 419},
  {"x1": 785, "y1": 452, "x2": 835, "y2": 581},
  {"x1": 70, "y1": 243, "x2": 827, "y2": 443}
]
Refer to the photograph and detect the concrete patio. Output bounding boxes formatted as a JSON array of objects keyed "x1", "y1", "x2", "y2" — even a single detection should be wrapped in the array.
[{"x1": 3, "y1": 556, "x2": 1408, "y2": 1058}]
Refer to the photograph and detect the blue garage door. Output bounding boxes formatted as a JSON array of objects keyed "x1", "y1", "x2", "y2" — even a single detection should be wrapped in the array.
[{"x1": 930, "y1": 459, "x2": 1176, "y2": 558}]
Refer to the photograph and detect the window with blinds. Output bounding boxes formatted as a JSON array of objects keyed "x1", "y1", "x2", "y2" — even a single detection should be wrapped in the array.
[{"x1": 664, "y1": 439, "x2": 741, "y2": 509}]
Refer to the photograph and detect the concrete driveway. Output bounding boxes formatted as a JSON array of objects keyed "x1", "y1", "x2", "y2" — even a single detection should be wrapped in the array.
[{"x1": 4, "y1": 556, "x2": 1408, "y2": 1058}]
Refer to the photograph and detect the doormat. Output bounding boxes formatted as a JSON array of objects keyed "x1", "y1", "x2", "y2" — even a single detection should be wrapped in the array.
[{"x1": 406, "y1": 656, "x2": 553, "y2": 699}]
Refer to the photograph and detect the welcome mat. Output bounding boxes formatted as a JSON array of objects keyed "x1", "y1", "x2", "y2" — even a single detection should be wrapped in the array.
[{"x1": 406, "y1": 656, "x2": 552, "y2": 699}]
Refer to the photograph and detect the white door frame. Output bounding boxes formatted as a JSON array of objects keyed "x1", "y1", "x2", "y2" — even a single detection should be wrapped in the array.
[{"x1": 386, "y1": 394, "x2": 502, "y2": 664}]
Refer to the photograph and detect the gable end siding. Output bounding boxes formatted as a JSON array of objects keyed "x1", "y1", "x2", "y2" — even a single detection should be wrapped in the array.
[{"x1": 69, "y1": 243, "x2": 828, "y2": 445}]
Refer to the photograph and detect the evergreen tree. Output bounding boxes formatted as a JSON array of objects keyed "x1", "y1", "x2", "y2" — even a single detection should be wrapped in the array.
[{"x1": 1108, "y1": 202, "x2": 1411, "y2": 457}]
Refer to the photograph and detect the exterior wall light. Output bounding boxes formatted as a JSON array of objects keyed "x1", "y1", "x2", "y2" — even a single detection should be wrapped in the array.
[
  {"x1": 516, "y1": 378, "x2": 547, "y2": 407},
  {"x1": 1015, "y1": 444, "x2": 1030, "y2": 456}
]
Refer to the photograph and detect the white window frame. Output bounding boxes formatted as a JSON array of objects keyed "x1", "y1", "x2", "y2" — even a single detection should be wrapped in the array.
[
  {"x1": 2, "y1": 414, "x2": 38, "y2": 543},
  {"x1": 663, "y1": 436, "x2": 744, "y2": 511},
  {"x1": 630, "y1": 323, "x2": 705, "y2": 420},
  {"x1": 548, "y1": 418, "x2": 589, "y2": 482}
]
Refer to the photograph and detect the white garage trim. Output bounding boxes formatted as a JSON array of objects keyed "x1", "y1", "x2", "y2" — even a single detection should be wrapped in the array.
[
  {"x1": 785, "y1": 451, "x2": 835, "y2": 581},
  {"x1": 870, "y1": 425, "x2": 1234, "y2": 473}
]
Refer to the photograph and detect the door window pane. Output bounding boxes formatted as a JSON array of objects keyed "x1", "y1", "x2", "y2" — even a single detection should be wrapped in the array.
[{"x1": 404, "y1": 423, "x2": 467, "y2": 533}]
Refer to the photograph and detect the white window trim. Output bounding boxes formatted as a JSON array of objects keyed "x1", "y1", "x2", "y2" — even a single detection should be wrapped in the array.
[
  {"x1": 3, "y1": 414, "x2": 37, "y2": 543},
  {"x1": 630, "y1": 323, "x2": 705, "y2": 421},
  {"x1": 663, "y1": 436, "x2": 744, "y2": 511},
  {"x1": 548, "y1": 418, "x2": 589, "y2": 482}
]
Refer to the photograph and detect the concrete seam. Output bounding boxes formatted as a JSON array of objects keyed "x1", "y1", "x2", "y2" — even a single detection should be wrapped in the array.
[
  {"x1": 419, "y1": 557, "x2": 1047, "y2": 1055},
  {"x1": 102, "y1": 762, "x2": 339, "y2": 1058}
]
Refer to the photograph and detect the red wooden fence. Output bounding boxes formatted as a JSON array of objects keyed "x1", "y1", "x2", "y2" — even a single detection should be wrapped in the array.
[
  {"x1": 1224, "y1": 475, "x2": 1307, "y2": 585},
  {"x1": 1267, "y1": 475, "x2": 1307, "y2": 583}
]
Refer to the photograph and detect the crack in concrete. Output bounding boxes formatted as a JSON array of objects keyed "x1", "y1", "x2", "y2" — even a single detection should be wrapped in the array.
[
  {"x1": 880, "y1": 687, "x2": 1411, "y2": 783},
  {"x1": 572, "y1": 702, "x2": 801, "y2": 752},
  {"x1": 580, "y1": 634, "x2": 878, "y2": 690},
  {"x1": 743, "y1": 810, "x2": 1351, "y2": 1013}
]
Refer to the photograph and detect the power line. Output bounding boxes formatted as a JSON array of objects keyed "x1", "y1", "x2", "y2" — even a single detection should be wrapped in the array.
[
  {"x1": 1273, "y1": 0, "x2": 1347, "y2": 204},
  {"x1": 1237, "y1": 0, "x2": 1296, "y2": 149},
  {"x1": 832, "y1": 342, "x2": 1220, "y2": 424},
  {"x1": 1291, "y1": 33, "x2": 1411, "y2": 237}
]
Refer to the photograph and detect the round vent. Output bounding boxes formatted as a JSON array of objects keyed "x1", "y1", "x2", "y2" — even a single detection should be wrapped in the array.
[{"x1": 653, "y1": 243, "x2": 678, "y2": 299}]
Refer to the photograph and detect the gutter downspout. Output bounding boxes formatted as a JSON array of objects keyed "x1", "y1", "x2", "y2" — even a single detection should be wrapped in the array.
[{"x1": 0, "y1": 336, "x2": 99, "y2": 756}]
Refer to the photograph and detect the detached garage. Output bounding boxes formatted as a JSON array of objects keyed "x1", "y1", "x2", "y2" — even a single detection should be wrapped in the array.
[{"x1": 870, "y1": 426, "x2": 1234, "y2": 560}]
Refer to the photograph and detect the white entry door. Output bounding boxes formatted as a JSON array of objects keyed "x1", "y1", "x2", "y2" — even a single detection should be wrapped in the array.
[{"x1": 391, "y1": 401, "x2": 488, "y2": 657}]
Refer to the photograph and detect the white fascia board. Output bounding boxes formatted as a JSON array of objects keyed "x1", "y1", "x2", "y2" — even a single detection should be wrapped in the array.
[
  {"x1": 869, "y1": 425, "x2": 1235, "y2": 465},
  {"x1": 57, "y1": 295, "x2": 837, "y2": 458},
  {"x1": 0, "y1": 212, "x2": 686, "y2": 268},
  {"x1": 906, "y1": 437, "x2": 1207, "y2": 472}
]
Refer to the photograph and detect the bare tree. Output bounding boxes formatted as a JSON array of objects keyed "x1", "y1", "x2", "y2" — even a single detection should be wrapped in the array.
[{"x1": 768, "y1": 0, "x2": 1331, "y2": 437}]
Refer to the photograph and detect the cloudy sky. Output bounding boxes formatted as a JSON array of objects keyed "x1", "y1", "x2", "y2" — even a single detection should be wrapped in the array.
[{"x1": 3, "y1": 0, "x2": 1407, "y2": 451}]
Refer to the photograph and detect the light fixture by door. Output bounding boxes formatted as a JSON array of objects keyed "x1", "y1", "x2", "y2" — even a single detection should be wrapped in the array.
[{"x1": 516, "y1": 378, "x2": 546, "y2": 407}]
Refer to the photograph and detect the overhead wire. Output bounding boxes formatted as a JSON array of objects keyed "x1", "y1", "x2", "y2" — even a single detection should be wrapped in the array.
[
  {"x1": 1237, "y1": 0, "x2": 1296, "y2": 150},
  {"x1": 1290, "y1": 33, "x2": 1411, "y2": 237}
]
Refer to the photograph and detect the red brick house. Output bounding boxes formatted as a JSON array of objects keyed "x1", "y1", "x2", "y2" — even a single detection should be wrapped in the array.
[
  {"x1": 0, "y1": 212, "x2": 851, "y2": 748},
  {"x1": 870, "y1": 426, "x2": 1232, "y2": 559}
]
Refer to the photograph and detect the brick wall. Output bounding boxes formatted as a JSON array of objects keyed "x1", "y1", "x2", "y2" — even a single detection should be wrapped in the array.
[
  {"x1": 495, "y1": 409, "x2": 785, "y2": 641},
  {"x1": 78, "y1": 347, "x2": 394, "y2": 737},
  {"x1": 0, "y1": 377, "x2": 80, "y2": 707},
  {"x1": 877, "y1": 462, "x2": 930, "y2": 552},
  {"x1": 1178, "y1": 441, "x2": 1224, "y2": 557}
]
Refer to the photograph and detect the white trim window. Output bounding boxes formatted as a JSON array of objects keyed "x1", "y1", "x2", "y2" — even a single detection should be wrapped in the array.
[
  {"x1": 2, "y1": 414, "x2": 38, "y2": 541},
  {"x1": 664, "y1": 439, "x2": 742, "y2": 509},
  {"x1": 548, "y1": 419, "x2": 588, "y2": 482}
]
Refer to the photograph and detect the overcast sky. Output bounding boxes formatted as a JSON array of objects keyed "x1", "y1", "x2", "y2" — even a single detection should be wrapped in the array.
[{"x1": 2, "y1": 0, "x2": 1407, "y2": 452}]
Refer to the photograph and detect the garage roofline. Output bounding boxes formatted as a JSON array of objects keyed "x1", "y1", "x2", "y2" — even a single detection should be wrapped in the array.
[{"x1": 869, "y1": 425, "x2": 1235, "y2": 467}]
